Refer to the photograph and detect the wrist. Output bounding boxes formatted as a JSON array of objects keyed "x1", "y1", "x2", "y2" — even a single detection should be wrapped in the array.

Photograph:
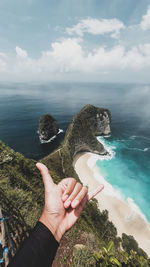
[{"x1": 39, "y1": 211, "x2": 63, "y2": 242}]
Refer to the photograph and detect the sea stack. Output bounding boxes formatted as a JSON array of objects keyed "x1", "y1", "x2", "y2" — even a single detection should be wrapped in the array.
[
  {"x1": 64, "y1": 104, "x2": 111, "y2": 159},
  {"x1": 38, "y1": 113, "x2": 59, "y2": 142}
]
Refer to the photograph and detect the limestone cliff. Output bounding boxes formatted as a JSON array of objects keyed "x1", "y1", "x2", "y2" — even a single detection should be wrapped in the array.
[{"x1": 64, "y1": 104, "x2": 111, "y2": 159}]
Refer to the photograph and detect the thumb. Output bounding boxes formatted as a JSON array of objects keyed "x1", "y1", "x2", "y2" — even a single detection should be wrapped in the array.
[{"x1": 36, "y1": 162, "x2": 54, "y2": 192}]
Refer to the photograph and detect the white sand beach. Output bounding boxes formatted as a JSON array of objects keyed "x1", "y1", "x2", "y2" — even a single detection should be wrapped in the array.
[{"x1": 73, "y1": 152, "x2": 150, "y2": 256}]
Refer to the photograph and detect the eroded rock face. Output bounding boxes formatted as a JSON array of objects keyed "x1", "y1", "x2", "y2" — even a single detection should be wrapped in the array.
[
  {"x1": 64, "y1": 104, "x2": 111, "y2": 159},
  {"x1": 38, "y1": 114, "x2": 59, "y2": 141},
  {"x1": 90, "y1": 110, "x2": 111, "y2": 136}
]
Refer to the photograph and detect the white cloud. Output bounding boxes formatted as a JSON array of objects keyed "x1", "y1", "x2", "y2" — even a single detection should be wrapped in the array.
[
  {"x1": 140, "y1": 5, "x2": 150, "y2": 30},
  {"x1": 0, "y1": 52, "x2": 7, "y2": 71},
  {"x1": 37, "y1": 40, "x2": 150, "y2": 73},
  {"x1": 0, "y1": 58, "x2": 7, "y2": 71},
  {"x1": 38, "y1": 38, "x2": 83, "y2": 73},
  {"x1": 66, "y1": 18, "x2": 125, "y2": 38},
  {"x1": 16, "y1": 46, "x2": 28, "y2": 58},
  {"x1": 0, "y1": 52, "x2": 7, "y2": 58},
  {"x1": 1, "y1": 39, "x2": 150, "y2": 82}
]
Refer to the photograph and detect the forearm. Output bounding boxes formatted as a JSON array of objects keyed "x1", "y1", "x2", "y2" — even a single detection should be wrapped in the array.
[{"x1": 8, "y1": 222, "x2": 59, "y2": 267}]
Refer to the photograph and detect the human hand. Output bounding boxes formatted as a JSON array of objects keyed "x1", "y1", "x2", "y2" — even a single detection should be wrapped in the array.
[{"x1": 36, "y1": 163, "x2": 104, "y2": 242}]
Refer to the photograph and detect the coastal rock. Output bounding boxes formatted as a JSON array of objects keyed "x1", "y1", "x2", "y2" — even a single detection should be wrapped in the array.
[
  {"x1": 73, "y1": 244, "x2": 87, "y2": 256},
  {"x1": 38, "y1": 113, "x2": 59, "y2": 141},
  {"x1": 64, "y1": 104, "x2": 111, "y2": 159},
  {"x1": 73, "y1": 244, "x2": 87, "y2": 251}
]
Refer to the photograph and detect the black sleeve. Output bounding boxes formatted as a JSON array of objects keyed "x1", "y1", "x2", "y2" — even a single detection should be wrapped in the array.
[{"x1": 8, "y1": 221, "x2": 59, "y2": 267}]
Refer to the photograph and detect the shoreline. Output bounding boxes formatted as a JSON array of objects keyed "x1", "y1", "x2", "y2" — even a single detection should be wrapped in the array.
[{"x1": 73, "y1": 152, "x2": 150, "y2": 256}]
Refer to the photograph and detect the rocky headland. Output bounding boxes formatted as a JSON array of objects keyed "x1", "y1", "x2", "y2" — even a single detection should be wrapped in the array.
[{"x1": 64, "y1": 104, "x2": 111, "y2": 159}]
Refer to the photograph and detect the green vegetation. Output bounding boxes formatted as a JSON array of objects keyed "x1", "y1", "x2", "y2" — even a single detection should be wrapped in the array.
[
  {"x1": 0, "y1": 141, "x2": 43, "y2": 249},
  {"x1": 122, "y1": 233, "x2": 148, "y2": 259},
  {"x1": 72, "y1": 247, "x2": 96, "y2": 266},
  {"x1": 94, "y1": 240, "x2": 150, "y2": 266},
  {"x1": 72, "y1": 241, "x2": 150, "y2": 266}
]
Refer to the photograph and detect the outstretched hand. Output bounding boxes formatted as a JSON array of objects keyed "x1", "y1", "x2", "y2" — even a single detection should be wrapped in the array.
[{"x1": 36, "y1": 163, "x2": 104, "y2": 242}]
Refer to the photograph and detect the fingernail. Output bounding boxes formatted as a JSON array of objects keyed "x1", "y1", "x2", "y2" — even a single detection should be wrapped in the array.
[
  {"x1": 72, "y1": 199, "x2": 79, "y2": 208},
  {"x1": 64, "y1": 200, "x2": 71, "y2": 208},
  {"x1": 62, "y1": 194, "x2": 68, "y2": 202}
]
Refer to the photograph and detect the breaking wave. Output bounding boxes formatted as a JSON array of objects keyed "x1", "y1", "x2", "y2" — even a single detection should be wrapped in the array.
[{"x1": 38, "y1": 129, "x2": 64, "y2": 144}]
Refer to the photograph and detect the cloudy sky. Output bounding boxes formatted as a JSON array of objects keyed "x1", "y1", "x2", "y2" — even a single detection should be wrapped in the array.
[{"x1": 1, "y1": 0, "x2": 150, "y2": 82}]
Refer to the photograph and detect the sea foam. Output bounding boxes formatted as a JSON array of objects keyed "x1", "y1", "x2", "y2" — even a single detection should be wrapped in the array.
[
  {"x1": 126, "y1": 147, "x2": 150, "y2": 152},
  {"x1": 87, "y1": 144, "x2": 122, "y2": 200},
  {"x1": 126, "y1": 198, "x2": 148, "y2": 222},
  {"x1": 96, "y1": 136, "x2": 116, "y2": 160},
  {"x1": 39, "y1": 129, "x2": 63, "y2": 144}
]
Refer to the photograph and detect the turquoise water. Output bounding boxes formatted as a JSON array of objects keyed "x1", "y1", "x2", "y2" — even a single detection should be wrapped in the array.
[{"x1": 96, "y1": 135, "x2": 150, "y2": 223}]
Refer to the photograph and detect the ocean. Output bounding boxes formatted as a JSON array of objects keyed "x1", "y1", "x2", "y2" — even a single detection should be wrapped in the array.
[{"x1": 0, "y1": 82, "x2": 150, "y2": 222}]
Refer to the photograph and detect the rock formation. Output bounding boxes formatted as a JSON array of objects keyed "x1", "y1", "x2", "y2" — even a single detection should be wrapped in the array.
[
  {"x1": 38, "y1": 113, "x2": 59, "y2": 142},
  {"x1": 64, "y1": 104, "x2": 111, "y2": 159}
]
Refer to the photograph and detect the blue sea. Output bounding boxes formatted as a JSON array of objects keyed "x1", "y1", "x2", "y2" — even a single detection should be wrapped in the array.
[{"x1": 0, "y1": 82, "x2": 150, "y2": 222}]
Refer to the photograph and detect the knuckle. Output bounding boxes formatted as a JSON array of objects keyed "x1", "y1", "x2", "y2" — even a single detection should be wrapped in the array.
[
  {"x1": 76, "y1": 187, "x2": 87, "y2": 201},
  {"x1": 65, "y1": 179, "x2": 76, "y2": 193},
  {"x1": 69, "y1": 185, "x2": 81, "y2": 200},
  {"x1": 81, "y1": 187, "x2": 88, "y2": 197},
  {"x1": 83, "y1": 187, "x2": 88, "y2": 194},
  {"x1": 71, "y1": 178, "x2": 76, "y2": 184},
  {"x1": 76, "y1": 182, "x2": 82, "y2": 188}
]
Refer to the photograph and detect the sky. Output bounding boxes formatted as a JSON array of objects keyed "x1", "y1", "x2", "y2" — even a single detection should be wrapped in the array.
[{"x1": 1, "y1": 0, "x2": 150, "y2": 82}]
